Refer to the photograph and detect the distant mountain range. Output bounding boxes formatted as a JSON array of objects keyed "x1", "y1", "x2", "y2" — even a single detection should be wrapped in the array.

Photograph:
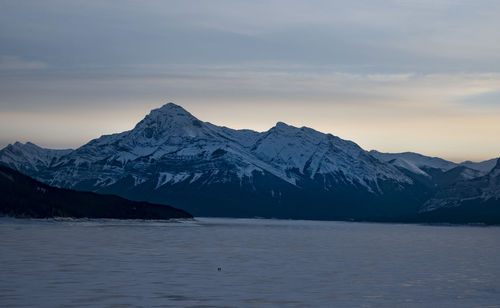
[{"x1": 1, "y1": 103, "x2": 499, "y2": 223}]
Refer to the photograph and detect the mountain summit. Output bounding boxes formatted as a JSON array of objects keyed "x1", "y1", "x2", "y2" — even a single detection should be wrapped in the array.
[{"x1": 132, "y1": 103, "x2": 208, "y2": 139}]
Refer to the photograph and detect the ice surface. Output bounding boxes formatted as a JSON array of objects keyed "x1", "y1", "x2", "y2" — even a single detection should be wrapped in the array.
[{"x1": 1, "y1": 218, "x2": 499, "y2": 308}]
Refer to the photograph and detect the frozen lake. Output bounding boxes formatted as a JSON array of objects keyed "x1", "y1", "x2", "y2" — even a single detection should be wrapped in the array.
[{"x1": 1, "y1": 217, "x2": 499, "y2": 307}]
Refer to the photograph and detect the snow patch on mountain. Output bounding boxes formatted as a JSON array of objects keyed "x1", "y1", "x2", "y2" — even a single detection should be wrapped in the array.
[
  {"x1": 133, "y1": 175, "x2": 147, "y2": 186},
  {"x1": 370, "y1": 151, "x2": 458, "y2": 172},
  {"x1": 190, "y1": 172, "x2": 203, "y2": 184},
  {"x1": 388, "y1": 158, "x2": 430, "y2": 177},
  {"x1": 156, "y1": 172, "x2": 191, "y2": 188}
]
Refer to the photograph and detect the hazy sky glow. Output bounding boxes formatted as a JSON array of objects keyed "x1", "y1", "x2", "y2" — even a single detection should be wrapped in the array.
[{"x1": 1, "y1": 0, "x2": 499, "y2": 162}]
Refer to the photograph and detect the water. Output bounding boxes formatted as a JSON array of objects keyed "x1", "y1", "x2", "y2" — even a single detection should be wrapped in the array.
[{"x1": 1, "y1": 217, "x2": 499, "y2": 307}]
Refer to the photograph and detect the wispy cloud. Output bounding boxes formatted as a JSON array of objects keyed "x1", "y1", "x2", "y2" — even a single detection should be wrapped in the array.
[
  {"x1": 1, "y1": 1, "x2": 499, "y2": 73},
  {"x1": 457, "y1": 90, "x2": 500, "y2": 108},
  {"x1": 0, "y1": 55, "x2": 47, "y2": 70}
]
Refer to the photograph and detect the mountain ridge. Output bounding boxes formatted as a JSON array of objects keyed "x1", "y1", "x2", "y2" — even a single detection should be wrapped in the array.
[{"x1": 1, "y1": 102, "x2": 498, "y2": 222}]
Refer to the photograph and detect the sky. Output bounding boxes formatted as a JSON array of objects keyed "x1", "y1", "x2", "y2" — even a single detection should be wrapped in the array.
[{"x1": 1, "y1": 0, "x2": 499, "y2": 162}]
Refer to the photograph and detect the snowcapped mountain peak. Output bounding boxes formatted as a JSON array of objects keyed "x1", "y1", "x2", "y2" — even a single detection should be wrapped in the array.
[
  {"x1": 246, "y1": 121, "x2": 411, "y2": 188},
  {"x1": 269, "y1": 122, "x2": 303, "y2": 135},
  {"x1": 274, "y1": 121, "x2": 291, "y2": 128},
  {"x1": 270, "y1": 122, "x2": 322, "y2": 138},
  {"x1": 153, "y1": 102, "x2": 192, "y2": 115},
  {"x1": 5, "y1": 141, "x2": 72, "y2": 157},
  {"x1": 132, "y1": 102, "x2": 207, "y2": 139},
  {"x1": 0, "y1": 141, "x2": 72, "y2": 173},
  {"x1": 140, "y1": 102, "x2": 198, "y2": 125},
  {"x1": 12, "y1": 141, "x2": 41, "y2": 150}
]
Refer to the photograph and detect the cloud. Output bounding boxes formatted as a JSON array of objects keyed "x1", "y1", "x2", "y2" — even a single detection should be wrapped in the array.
[
  {"x1": 458, "y1": 90, "x2": 500, "y2": 107},
  {"x1": 1, "y1": 69, "x2": 499, "y2": 111},
  {"x1": 1, "y1": 1, "x2": 499, "y2": 73},
  {"x1": 0, "y1": 55, "x2": 47, "y2": 70}
]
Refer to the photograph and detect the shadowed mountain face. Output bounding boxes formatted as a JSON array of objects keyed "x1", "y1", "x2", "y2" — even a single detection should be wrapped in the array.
[
  {"x1": 0, "y1": 165, "x2": 192, "y2": 219},
  {"x1": 421, "y1": 158, "x2": 500, "y2": 211},
  {"x1": 0, "y1": 103, "x2": 498, "y2": 223},
  {"x1": 380, "y1": 159, "x2": 500, "y2": 225}
]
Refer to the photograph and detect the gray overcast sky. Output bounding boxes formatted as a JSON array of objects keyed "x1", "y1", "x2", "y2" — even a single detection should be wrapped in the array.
[{"x1": 1, "y1": 0, "x2": 500, "y2": 162}]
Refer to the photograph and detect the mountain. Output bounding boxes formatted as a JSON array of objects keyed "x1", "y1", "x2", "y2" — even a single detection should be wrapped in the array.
[
  {"x1": 369, "y1": 151, "x2": 457, "y2": 173},
  {"x1": 0, "y1": 142, "x2": 72, "y2": 174},
  {"x1": 0, "y1": 103, "x2": 424, "y2": 220},
  {"x1": 46, "y1": 104, "x2": 409, "y2": 191},
  {"x1": 459, "y1": 158, "x2": 498, "y2": 174},
  {"x1": 370, "y1": 150, "x2": 495, "y2": 177},
  {"x1": 422, "y1": 158, "x2": 500, "y2": 211},
  {"x1": 408, "y1": 158, "x2": 500, "y2": 224},
  {"x1": 369, "y1": 150, "x2": 488, "y2": 191},
  {"x1": 0, "y1": 164, "x2": 192, "y2": 219},
  {"x1": 0, "y1": 102, "x2": 497, "y2": 223}
]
